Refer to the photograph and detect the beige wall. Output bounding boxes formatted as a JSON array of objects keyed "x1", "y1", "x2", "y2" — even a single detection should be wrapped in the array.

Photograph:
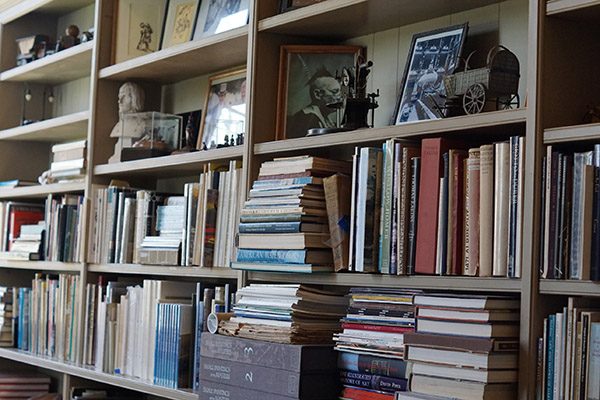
[
  {"x1": 56, "y1": 2, "x2": 95, "y2": 39},
  {"x1": 161, "y1": 73, "x2": 210, "y2": 115}
]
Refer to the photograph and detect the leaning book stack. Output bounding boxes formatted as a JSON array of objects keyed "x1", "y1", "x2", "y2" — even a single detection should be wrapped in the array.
[
  {"x1": 0, "y1": 288, "x2": 13, "y2": 347},
  {"x1": 398, "y1": 293, "x2": 520, "y2": 400},
  {"x1": 335, "y1": 288, "x2": 418, "y2": 400},
  {"x1": 47, "y1": 140, "x2": 87, "y2": 183},
  {"x1": 232, "y1": 156, "x2": 351, "y2": 273}
]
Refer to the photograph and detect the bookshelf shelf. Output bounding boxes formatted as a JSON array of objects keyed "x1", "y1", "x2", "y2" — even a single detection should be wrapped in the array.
[
  {"x1": 246, "y1": 272, "x2": 522, "y2": 292},
  {"x1": 88, "y1": 263, "x2": 239, "y2": 279},
  {"x1": 259, "y1": 0, "x2": 504, "y2": 39},
  {"x1": 0, "y1": 41, "x2": 94, "y2": 85},
  {"x1": 0, "y1": 260, "x2": 81, "y2": 272},
  {"x1": 0, "y1": 348, "x2": 197, "y2": 400},
  {"x1": 546, "y1": 0, "x2": 600, "y2": 15},
  {"x1": 0, "y1": 181, "x2": 85, "y2": 199},
  {"x1": 98, "y1": 27, "x2": 248, "y2": 84},
  {"x1": 543, "y1": 122, "x2": 600, "y2": 144},
  {"x1": 254, "y1": 109, "x2": 527, "y2": 155},
  {"x1": 93, "y1": 146, "x2": 243, "y2": 178},
  {"x1": 0, "y1": 111, "x2": 88, "y2": 142},
  {"x1": 0, "y1": 0, "x2": 94, "y2": 24},
  {"x1": 539, "y1": 279, "x2": 600, "y2": 297}
]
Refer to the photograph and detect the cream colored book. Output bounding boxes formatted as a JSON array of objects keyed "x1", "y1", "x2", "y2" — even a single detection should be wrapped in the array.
[
  {"x1": 493, "y1": 142, "x2": 510, "y2": 277},
  {"x1": 479, "y1": 144, "x2": 495, "y2": 277}
]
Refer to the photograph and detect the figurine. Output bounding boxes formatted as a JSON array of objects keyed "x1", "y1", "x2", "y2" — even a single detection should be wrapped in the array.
[
  {"x1": 80, "y1": 28, "x2": 94, "y2": 43},
  {"x1": 108, "y1": 82, "x2": 145, "y2": 163},
  {"x1": 236, "y1": 133, "x2": 244, "y2": 146},
  {"x1": 230, "y1": 136, "x2": 235, "y2": 146},
  {"x1": 137, "y1": 23, "x2": 153, "y2": 52},
  {"x1": 56, "y1": 25, "x2": 80, "y2": 52}
]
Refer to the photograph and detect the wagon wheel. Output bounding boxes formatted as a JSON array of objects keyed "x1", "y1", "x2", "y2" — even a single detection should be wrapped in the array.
[
  {"x1": 462, "y1": 83, "x2": 487, "y2": 115},
  {"x1": 496, "y1": 94, "x2": 520, "y2": 110}
]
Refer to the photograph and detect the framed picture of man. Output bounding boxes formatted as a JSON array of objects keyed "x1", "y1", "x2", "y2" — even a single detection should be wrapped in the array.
[
  {"x1": 194, "y1": 0, "x2": 250, "y2": 39},
  {"x1": 392, "y1": 23, "x2": 468, "y2": 124},
  {"x1": 160, "y1": 0, "x2": 201, "y2": 49},
  {"x1": 113, "y1": 0, "x2": 167, "y2": 63},
  {"x1": 198, "y1": 69, "x2": 246, "y2": 150},
  {"x1": 276, "y1": 45, "x2": 365, "y2": 140}
]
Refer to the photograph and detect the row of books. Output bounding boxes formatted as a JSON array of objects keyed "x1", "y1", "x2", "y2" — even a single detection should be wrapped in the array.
[
  {"x1": 0, "y1": 288, "x2": 12, "y2": 348},
  {"x1": 537, "y1": 298, "x2": 600, "y2": 400},
  {"x1": 348, "y1": 136, "x2": 525, "y2": 277},
  {"x1": 87, "y1": 161, "x2": 242, "y2": 267},
  {"x1": 541, "y1": 145, "x2": 600, "y2": 281},
  {"x1": 83, "y1": 278, "x2": 232, "y2": 390}
]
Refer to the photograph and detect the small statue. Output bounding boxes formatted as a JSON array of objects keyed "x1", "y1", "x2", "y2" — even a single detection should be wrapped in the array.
[
  {"x1": 80, "y1": 28, "x2": 94, "y2": 43},
  {"x1": 236, "y1": 133, "x2": 244, "y2": 146},
  {"x1": 230, "y1": 136, "x2": 235, "y2": 146},
  {"x1": 219, "y1": 134, "x2": 230, "y2": 148},
  {"x1": 108, "y1": 82, "x2": 145, "y2": 163},
  {"x1": 56, "y1": 25, "x2": 80, "y2": 52}
]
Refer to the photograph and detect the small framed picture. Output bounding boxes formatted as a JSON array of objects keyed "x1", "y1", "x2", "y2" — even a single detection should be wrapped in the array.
[
  {"x1": 279, "y1": 0, "x2": 327, "y2": 13},
  {"x1": 198, "y1": 68, "x2": 247, "y2": 150},
  {"x1": 194, "y1": 0, "x2": 250, "y2": 39},
  {"x1": 393, "y1": 23, "x2": 468, "y2": 124},
  {"x1": 160, "y1": 0, "x2": 201, "y2": 49},
  {"x1": 178, "y1": 109, "x2": 202, "y2": 149},
  {"x1": 113, "y1": 0, "x2": 167, "y2": 63},
  {"x1": 276, "y1": 45, "x2": 364, "y2": 140}
]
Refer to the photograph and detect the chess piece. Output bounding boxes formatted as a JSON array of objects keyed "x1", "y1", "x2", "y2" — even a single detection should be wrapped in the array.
[
  {"x1": 108, "y1": 82, "x2": 145, "y2": 163},
  {"x1": 230, "y1": 136, "x2": 235, "y2": 146}
]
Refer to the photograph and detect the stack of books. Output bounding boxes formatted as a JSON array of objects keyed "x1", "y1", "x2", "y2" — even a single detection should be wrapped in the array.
[
  {"x1": 399, "y1": 293, "x2": 520, "y2": 399},
  {"x1": 335, "y1": 288, "x2": 418, "y2": 399},
  {"x1": 47, "y1": 140, "x2": 86, "y2": 183},
  {"x1": 0, "y1": 288, "x2": 13, "y2": 347},
  {"x1": 88, "y1": 161, "x2": 242, "y2": 267},
  {"x1": 541, "y1": 145, "x2": 600, "y2": 281},
  {"x1": 219, "y1": 284, "x2": 348, "y2": 344},
  {"x1": 1, "y1": 222, "x2": 43, "y2": 261},
  {"x1": 200, "y1": 333, "x2": 339, "y2": 400},
  {"x1": 537, "y1": 298, "x2": 599, "y2": 400},
  {"x1": 0, "y1": 372, "x2": 51, "y2": 399},
  {"x1": 0, "y1": 202, "x2": 44, "y2": 254},
  {"x1": 44, "y1": 194, "x2": 84, "y2": 262},
  {"x1": 348, "y1": 136, "x2": 525, "y2": 278},
  {"x1": 232, "y1": 155, "x2": 351, "y2": 273}
]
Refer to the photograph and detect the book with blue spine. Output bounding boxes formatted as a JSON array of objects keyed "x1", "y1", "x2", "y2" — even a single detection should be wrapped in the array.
[
  {"x1": 546, "y1": 314, "x2": 555, "y2": 400},
  {"x1": 236, "y1": 248, "x2": 332, "y2": 265},
  {"x1": 238, "y1": 221, "x2": 327, "y2": 234}
]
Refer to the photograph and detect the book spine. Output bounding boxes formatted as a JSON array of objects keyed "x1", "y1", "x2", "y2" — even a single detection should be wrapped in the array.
[
  {"x1": 507, "y1": 136, "x2": 520, "y2": 278},
  {"x1": 547, "y1": 314, "x2": 556, "y2": 400},
  {"x1": 339, "y1": 370, "x2": 408, "y2": 393},
  {"x1": 348, "y1": 148, "x2": 360, "y2": 272},
  {"x1": 449, "y1": 150, "x2": 467, "y2": 275},
  {"x1": 389, "y1": 142, "x2": 402, "y2": 275},
  {"x1": 588, "y1": 322, "x2": 600, "y2": 399},
  {"x1": 464, "y1": 150, "x2": 481, "y2": 276},
  {"x1": 571, "y1": 154, "x2": 584, "y2": 279},
  {"x1": 407, "y1": 157, "x2": 420, "y2": 275},
  {"x1": 378, "y1": 141, "x2": 393, "y2": 274},
  {"x1": 238, "y1": 222, "x2": 302, "y2": 234},
  {"x1": 592, "y1": 145, "x2": 600, "y2": 281},
  {"x1": 539, "y1": 157, "x2": 547, "y2": 278},
  {"x1": 236, "y1": 249, "x2": 307, "y2": 264},
  {"x1": 493, "y1": 142, "x2": 510, "y2": 276},
  {"x1": 337, "y1": 352, "x2": 407, "y2": 379}
]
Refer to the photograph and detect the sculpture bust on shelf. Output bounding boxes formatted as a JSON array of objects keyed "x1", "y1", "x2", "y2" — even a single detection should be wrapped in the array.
[{"x1": 108, "y1": 82, "x2": 145, "y2": 163}]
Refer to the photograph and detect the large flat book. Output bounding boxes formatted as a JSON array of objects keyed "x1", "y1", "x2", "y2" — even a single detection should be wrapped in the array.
[
  {"x1": 406, "y1": 346, "x2": 518, "y2": 370},
  {"x1": 409, "y1": 374, "x2": 516, "y2": 400},
  {"x1": 238, "y1": 233, "x2": 329, "y2": 249},
  {"x1": 403, "y1": 332, "x2": 519, "y2": 353},
  {"x1": 414, "y1": 294, "x2": 519, "y2": 310},
  {"x1": 199, "y1": 380, "x2": 331, "y2": 400},
  {"x1": 410, "y1": 361, "x2": 518, "y2": 383},
  {"x1": 200, "y1": 356, "x2": 338, "y2": 398},
  {"x1": 259, "y1": 156, "x2": 351, "y2": 177},
  {"x1": 415, "y1": 138, "x2": 453, "y2": 274},
  {"x1": 416, "y1": 318, "x2": 519, "y2": 338},
  {"x1": 236, "y1": 249, "x2": 332, "y2": 265},
  {"x1": 231, "y1": 262, "x2": 332, "y2": 273}
]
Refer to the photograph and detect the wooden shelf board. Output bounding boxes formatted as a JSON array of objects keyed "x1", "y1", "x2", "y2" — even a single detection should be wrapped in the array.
[
  {"x1": 0, "y1": 111, "x2": 88, "y2": 142},
  {"x1": 99, "y1": 27, "x2": 248, "y2": 83},
  {"x1": 546, "y1": 0, "x2": 600, "y2": 15},
  {"x1": 259, "y1": 0, "x2": 503, "y2": 38},
  {"x1": 0, "y1": 260, "x2": 81, "y2": 271},
  {"x1": 0, "y1": 348, "x2": 197, "y2": 400},
  {"x1": 246, "y1": 271, "x2": 522, "y2": 292},
  {"x1": 0, "y1": 181, "x2": 86, "y2": 199},
  {"x1": 255, "y1": 109, "x2": 527, "y2": 155},
  {"x1": 88, "y1": 263, "x2": 239, "y2": 279},
  {"x1": 540, "y1": 279, "x2": 600, "y2": 297},
  {"x1": 93, "y1": 146, "x2": 243, "y2": 178},
  {"x1": 0, "y1": 41, "x2": 93, "y2": 84},
  {"x1": 544, "y1": 122, "x2": 600, "y2": 143},
  {"x1": 0, "y1": 0, "x2": 95, "y2": 23}
]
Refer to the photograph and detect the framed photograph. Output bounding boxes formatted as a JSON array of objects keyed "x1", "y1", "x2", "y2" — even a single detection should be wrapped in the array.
[
  {"x1": 198, "y1": 69, "x2": 246, "y2": 150},
  {"x1": 160, "y1": 0, "x2": 201, "y2": 49},
  {"x1": 114, "y1": 0, "x2": 167, "y2": 63},
  {"x1": 276, "y1": 45, "x2": 364, "y2": 140},
  {"x1": 393, "y1": 23, "x2": 468, "y2": 124},
  {"x1": 193, "y1": 0, "x2": 250, "y2": 39},
  {"x1": 279, "y1": 0, "x2": 327, "y2": 13},
  {"x1": 178, "y1": 109, "x2": 202, "y2": 149}
]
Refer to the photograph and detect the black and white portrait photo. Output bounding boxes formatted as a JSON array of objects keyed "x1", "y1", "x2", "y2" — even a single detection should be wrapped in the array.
[
  {"x1": 194, "y1": 0, "x2": 249, "y2": 39},
  {"x1": 394, "y1": 24, "x2": 468, "y2": 124}
]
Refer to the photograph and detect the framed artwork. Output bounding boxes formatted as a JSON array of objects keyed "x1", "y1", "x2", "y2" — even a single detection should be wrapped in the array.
[
  {"x1": 114, "y1": 0, "x2": 167, "y2": 63},
  {"x1": 160, "y1": 0, "x2": 201, "y2": 49},
  {"x1": 275, "y1": 45, "x2": 364, "y2": 140},
  {"x1": 178, "y1": 109, "x2": 202, "y2": 149},
  {"x1": 198, "y1": 69, "x2": 246, "y2": 150},
  {"x1": 393, "y1": 23, "x2": 468, "y2": 124},
  {"x1": 279, "y1": 0, "x2": 327, "y2": 13},
  {"x1": 194, "y1": 0, "x2": 250, "y2": 39}
]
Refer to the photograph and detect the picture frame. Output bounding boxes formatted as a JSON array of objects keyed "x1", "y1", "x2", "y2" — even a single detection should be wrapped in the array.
[
  {"x1": 198, "y1": 68, "x2": 247, "y2": 150},
  {"x1": 279, "y1": 0, "x2": 327, "y2": 13},
  {"x1": 392, "y1": 23, "x2": 468, "y2": 124},
  {"x1": 275, "y1": 45, "x2": 364, "y2": 140},
  {"x1": 113, "y1": 0, "x2": 167, "y2": 64},
  {"x1": 193, "y1": 0, "x2": 250, "y2": 39},
  {"x1": 178, "y1": 109, "x2": 202, "y2": 149},
  {"x1": 160, "y1": 0, "x2": 201, "y2": 49}
]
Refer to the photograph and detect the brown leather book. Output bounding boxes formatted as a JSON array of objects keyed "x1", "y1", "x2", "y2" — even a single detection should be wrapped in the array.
[
  {"x1": 447, "y1": 149, "x2": 467, "y2": 275},
  {"x1": 323, "y1": 174, "x2": 351, "y2": 271},
  {"x1": 464, "y1": 149, "x2": 481, "y2": 276}
]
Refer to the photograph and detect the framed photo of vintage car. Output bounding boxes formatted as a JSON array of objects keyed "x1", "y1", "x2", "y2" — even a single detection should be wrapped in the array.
[
  {"x1": 275, "y1": 45, "x2": 364, "y2": 140},
  {"x1": 392, "y1": 23, "x2": 468, "y2": 124},
  {"x1": 160, "y1": 0, "x2": 201, "y2": 49},
  {"x1": 198, "y1": 68, "x2": 247, "y2": 150},
  {"x1": 193, "y1": 0, "x2": 250, "y2": 39},
  {"x1": 114, "y1": 0, "x2": 167, "y2": 63}
]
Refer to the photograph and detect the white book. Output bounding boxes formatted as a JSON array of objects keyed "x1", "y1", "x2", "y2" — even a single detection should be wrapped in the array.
[
  {"x1": 50, "y1": 158, "x2": 85, "y2": 172},
  {"x1": 95, "y1": 296, "x2": 106, "y2": 372},
  {"x1": 348, "y1": 148, "x2": 359, "y2": 272},
  {"x1": 515, "y1": 136, "x2": 525, "y2": 278},
  {"x1": 435, "y1": 178, "x2": 445, "y2": 275},
  {"x1": 588, "y1": 322, "x2": 600, "y2": 400},
  {"x1": 51, "y1": 139, "x2": 86, "y2": 153},
  {"x1": 493, "y1": 142, "x2": 510, "y2": 276}
]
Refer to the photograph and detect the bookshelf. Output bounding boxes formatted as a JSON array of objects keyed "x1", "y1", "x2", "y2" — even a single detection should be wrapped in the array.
[{"x1": 0, "y1": 0, "x2": 592, "y2": 399}]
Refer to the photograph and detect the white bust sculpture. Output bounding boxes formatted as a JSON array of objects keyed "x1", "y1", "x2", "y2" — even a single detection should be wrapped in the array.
[{"x1": 108, "y1": 82, "x2": 146, "y2": 163}]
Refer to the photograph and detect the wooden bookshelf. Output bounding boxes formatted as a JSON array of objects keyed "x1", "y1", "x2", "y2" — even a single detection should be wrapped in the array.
[
  {"x1": 0, "y1": 111, "x2": 88, "y2": 142},
  {"x1": 540, "y1": 279, "x2": 600, "y2": 297},
  {"x1": 546, "y1": 0, "x2": 600, "y2": 15},
  {"x1": 0, "y1": 181, "x2": 85, "y2": 199},
  {"x1": 0, "y1": 0, "x2": 94, "y2": 24},
  {"x1": 88, "y1": 263, "x2": 240, "y2": 279},
  {"x1": 0, "y1": 260, "x2": 81, "y2": 272},
  {"x1": 0, "y1": 41, "x2": 94, "y2": 84},
  {"x1": 544, "y1": 122, "x2": 600, "y2": 143},
  {"x1": 93, "y1": 146, "x2": 244, "y2": 178},
  {"x1": 98, "y1": 27, "x2": 248, "y2": 84}
]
